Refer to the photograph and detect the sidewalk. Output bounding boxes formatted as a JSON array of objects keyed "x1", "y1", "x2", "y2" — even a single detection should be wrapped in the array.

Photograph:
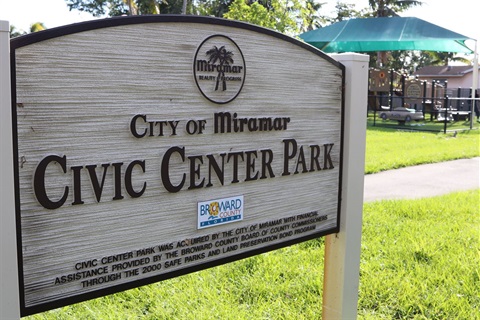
[{"x1": 363, "y1": 157, "x2": 480, "y2": 202}]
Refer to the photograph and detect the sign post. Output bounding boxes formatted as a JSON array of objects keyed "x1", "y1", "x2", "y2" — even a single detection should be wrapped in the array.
[
  {"x1": 323, "y1": 53, "x2": 369, "y2": 319},
  {"x1": 1, "y1": 20, "x2": 21, "y2": 320}
]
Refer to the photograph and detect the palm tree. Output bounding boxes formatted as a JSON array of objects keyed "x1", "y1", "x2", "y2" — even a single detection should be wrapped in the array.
[{"x1": 206, "y1": 46, "x2": 234, "y2": 91}]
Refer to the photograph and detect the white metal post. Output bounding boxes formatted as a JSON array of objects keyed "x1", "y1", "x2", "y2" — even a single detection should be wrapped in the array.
[
  {"x1": 0, "y1": 20, "x2": 21, "y2": 320},
  {"x1": 322, "y1": 53, "x2": 369, "y2": 319},
  {"x1": 471, "y1": 40, "x2": 478, "y2": 129}
]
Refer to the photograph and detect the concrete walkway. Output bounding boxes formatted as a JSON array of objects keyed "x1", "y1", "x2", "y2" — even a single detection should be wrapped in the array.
[{"x1": 363, "y1": 157, "x2": 480, "y2": 202}]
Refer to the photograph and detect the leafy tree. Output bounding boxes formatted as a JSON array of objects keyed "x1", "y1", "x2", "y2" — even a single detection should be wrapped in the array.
[
  {"x1": 424, "y1": 51, "x2": 471, "y2": 66},
  {"x1": 224, "y1": 0, "x2": 277, "y2": 29},
  {"x1": 408, "y1": 50, "x2": 439, "y2": 72},
  {"x1": 65, "y1": 0, "x2": 328, "y2": 35},
  {"x1": 224, "y1": 0, "x2": 296, "y2": 34},
  {"x1": 9, "y1": 23, "x2": 47, "y2": 38},
  {"x1": 65, "y1": 0, "x2": 174, "y2": 16},
  {"x1": 224, "y1": 0, "x2": 319, "y2": 35},
  {"x1": 30, "y1": 22, "x2": 47, "y2": 33},
  {"x1": 195, "y1": 0, "x2": 234, "y2": 17},
  {"x1": 387, "y1": 50, "x2": 417, "y2": 72},
  {"x1": 66, "y1": 0, "x2": 111, "y2": 16},
  {"x1": 328, "y1": 1, "x2": 363, "y2": 23},
  {"x1": 65, "y1": 0, "x2": 208, "y2": 16},
  {"x1": 158, "y1": 0, "x2": 180, "y2": 14},
  {"x1": 367, "y1": 0, "x2": 422, "y2": 18},
  {"x1": 299, "y1": 0, "x2": 326, "y2": 32},
  {"x1": 10, "y1": 25, "x2": 25, "y2": 38},
  {"x1": 249, "y1": 0, "x2": 275, "y2": 10},
  {"x1": 139, "y1": 0, "x2": 161, "y2": 14}
]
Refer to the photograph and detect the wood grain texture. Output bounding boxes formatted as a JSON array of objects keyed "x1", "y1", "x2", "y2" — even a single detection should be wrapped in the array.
[{"x1": 14, "y1": 22, "x2": 343, "y2": 307}]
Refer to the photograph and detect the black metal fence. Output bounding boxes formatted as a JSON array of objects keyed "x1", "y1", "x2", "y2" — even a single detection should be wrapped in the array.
[{"x1": 368, "y1": 69, "x2": 479, "y2": 133}]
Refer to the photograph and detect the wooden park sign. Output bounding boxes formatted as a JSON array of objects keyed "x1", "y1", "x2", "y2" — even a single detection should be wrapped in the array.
[{"x1": 9, "y1": 16, "x2": 344, "y2": 316}]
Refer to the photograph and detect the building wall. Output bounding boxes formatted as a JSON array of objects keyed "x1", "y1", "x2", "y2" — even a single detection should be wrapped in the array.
[{"x1": 417, "y1": 71, "x2": 479, "y2": 90}]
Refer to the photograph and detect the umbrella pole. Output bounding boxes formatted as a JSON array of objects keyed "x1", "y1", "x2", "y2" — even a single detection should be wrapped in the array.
[{"x1": 471, "y1": 40, "x2": 478, "y2": 129}]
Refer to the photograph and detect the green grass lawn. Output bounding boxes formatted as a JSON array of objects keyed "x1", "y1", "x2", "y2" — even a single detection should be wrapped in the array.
[
  {"x1": 27, "y1": 190, "x2": 480, "y2": 320},
  {"x1": 365, "y1": 127, "x2": 479, "y2": 174},
  {"x1": 25, "y1": 128, "x2": 480, "y2": 319},
  {"x1": 359, "y1": 191, "x2": 480, "y2": 319}
]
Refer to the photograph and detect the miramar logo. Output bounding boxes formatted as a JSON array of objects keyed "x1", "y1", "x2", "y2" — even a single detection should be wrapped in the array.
[
  {"x1": 194, "y1": 35, "x2": 246, "y2": 104},
  {"x1": 198, "y1": 195, "x2": 244, "y2": 229}
]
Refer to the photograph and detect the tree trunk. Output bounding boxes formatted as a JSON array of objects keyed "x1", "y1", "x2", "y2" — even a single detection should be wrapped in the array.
[
  {"x1": 376, "y1": 51, "x2": 387, "y2": 67},
  {"x1": 182, "y1": 0, "x2": 187, "y2": 14},
  {"x1": 126, "y1": 0, "x2": 137, "y2": 15}
]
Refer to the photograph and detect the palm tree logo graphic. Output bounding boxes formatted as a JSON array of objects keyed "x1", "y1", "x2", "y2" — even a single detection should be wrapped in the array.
[
  {"x1": 206, "y1": 46, "x2": 234, "y2": 92},
  {"x1": 193, "y1": 35, "x2": 245, "y2": 104}
]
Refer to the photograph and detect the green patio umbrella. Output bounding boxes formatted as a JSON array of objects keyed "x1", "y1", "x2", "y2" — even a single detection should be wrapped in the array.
[
  {"x1": 299, "y1": 16, "x2": 479, "y2": 129},
  {"x1": 299, "y1": 17, "x2": 474, "y2": 53}
]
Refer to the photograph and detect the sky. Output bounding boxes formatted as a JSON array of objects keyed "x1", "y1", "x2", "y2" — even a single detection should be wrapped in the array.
[{"x1": 0, "y1": 0, "x2": 478, "y2": 59}]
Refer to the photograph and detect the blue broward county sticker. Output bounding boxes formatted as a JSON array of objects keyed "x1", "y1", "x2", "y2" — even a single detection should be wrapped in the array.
[{"x1": 198, "y1": 195, "x2": 244, "y2": 229}]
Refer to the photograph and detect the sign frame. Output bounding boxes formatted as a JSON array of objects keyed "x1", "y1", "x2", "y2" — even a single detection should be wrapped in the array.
[{"x1": 9, "y1": 16, "x2": 345, "y2": 317}]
